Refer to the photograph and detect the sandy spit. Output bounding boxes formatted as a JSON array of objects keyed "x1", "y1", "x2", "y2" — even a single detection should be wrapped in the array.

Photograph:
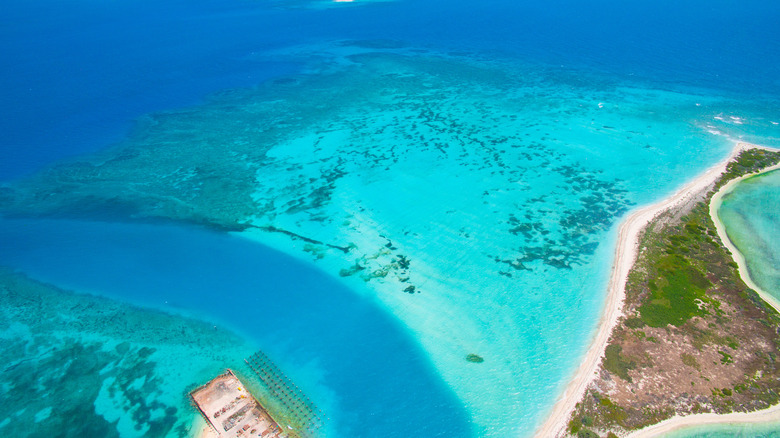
[{"x1": 532, "y1": 142, "x2": 771, "y2": 438}]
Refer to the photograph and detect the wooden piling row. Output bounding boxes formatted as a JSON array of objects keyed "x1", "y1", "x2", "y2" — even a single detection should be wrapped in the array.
[{"x1": 244, "y1": 351, "x2": 324, "y2": 437}]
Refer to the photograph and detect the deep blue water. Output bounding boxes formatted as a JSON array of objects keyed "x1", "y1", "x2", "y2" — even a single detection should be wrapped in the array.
[
  {"x1": 2, "y1": 0, "x2": 780, "y2": 180},
  {"x1": 0, "y1": 218, "x2": 471, "y2": 437}
]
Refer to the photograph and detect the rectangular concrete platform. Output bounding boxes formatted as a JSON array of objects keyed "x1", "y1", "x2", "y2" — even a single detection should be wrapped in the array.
[{"x1": 191, "y1": 370, "x2": 284, "y2": 438}]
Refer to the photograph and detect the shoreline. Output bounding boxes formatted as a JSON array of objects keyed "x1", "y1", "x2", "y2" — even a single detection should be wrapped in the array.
[
  {"x1": 192, "y1": 415, "x2": 218, "y2": 438},
  {"x1": 709, "y1": 162, "x2": 780, "y2": 313},
  {"x1": 625, "y1": 154, "x2": 780, "y2": 438},
  {"x1": 533, "y1": 141, "x2": 765, "y2": 438},
  {"x1": 626, "y1": 403, "x2": 780, "y2": 438}
]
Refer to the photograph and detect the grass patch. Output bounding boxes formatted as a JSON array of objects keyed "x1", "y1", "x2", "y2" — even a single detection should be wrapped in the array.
[
  {"x1": 568, "y1": 149, "x2": 780, "y2": 436},
  {"x1": 638, "y1": 254, "x2": 711, "y2": 327},
  {"x1": 568, "y1": 418, "x2": 582, "y2": 434},
  {"x1": 625, "y1": 317, "x2": 645, "y2": 328},
  {"x1": 681, "y1": 353, "x2": 700, "y2": 371},
  {"x1": 604, "y1": 345, "x2": 636, "y2": 383},
  {"x1": 716, "y1": 149, "x2": 780, "y2": 192}
]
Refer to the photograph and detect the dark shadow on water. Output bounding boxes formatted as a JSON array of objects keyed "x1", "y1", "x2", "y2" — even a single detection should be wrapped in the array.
[{"x1": 0, "y1": 217, "x2": 472, "y2": 437}]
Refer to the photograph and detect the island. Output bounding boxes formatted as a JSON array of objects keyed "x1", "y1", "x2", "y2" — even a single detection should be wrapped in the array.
[{"x1": 536, "y1": 144, "x2": 780, "y2": 437}]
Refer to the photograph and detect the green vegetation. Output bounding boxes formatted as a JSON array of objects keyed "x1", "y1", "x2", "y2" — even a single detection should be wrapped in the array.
[
  {"x1": 567, "y1": 148, "x2": 780, "y2": 437},
  {"x1": 603, "y1": 345, "x2": 635, "y2": 383},
  {"x1": 631, "y1": 148, "x2": 780, "y2": 327},
  {"x1": 718, "y1": 350, "x2": 734, "y2": 364},
  {"x1": 715, "y1": 148, "x2": 780, "y2": 192},
  {"x1": 567, "y1": 414, "x2": 598, "y2": 437},
  {"x1": 624, "y1": 317, "x2": 645, "y2": 328},
  {"x1": 597, "y1": 397, "x2": 628, "y2": 424},
  {"x1": 466, "y1": 353, "x2": 484, "y2": 363},
  {"x1": 568, "y1": 393, "x2": 630, "y2": 436},
  {"x1": 711, "y1": 387, "x2": 734, "y2": 398},
  {"x1": 681, "y1": 353, "x2": 700, "y2": 371},
  {"x1": 637, "y1": 218, "x2": 715, "y2": 328},
  {"x1": 688, "y1": 326, "x2": 743, "y2": 352},
  {"x1": 568, "y1": 418, "x2": 582, "y2": 434}
]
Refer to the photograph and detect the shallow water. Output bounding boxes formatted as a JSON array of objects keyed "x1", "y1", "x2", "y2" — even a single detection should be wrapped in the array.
[
  {"x1": 3, "y1": 50, "x2": 775, "y2": 435},
  {"x1": 663, "y1": 421, "x2": 780, "y2": 438},
  {"x1": 0, "y1": 218, "x2": 471, "y2": 437},
  {"x1": 718, "y1": 169, "x2": 780, "y2": 299},
  {"x1": 3, "y1": 0, "x2": 780, "y2": 436},
  {"x1": 0, "y1": 266, "x2": 257, "y2": 437}
]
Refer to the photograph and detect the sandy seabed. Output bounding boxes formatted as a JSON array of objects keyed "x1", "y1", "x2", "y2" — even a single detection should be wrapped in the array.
[{"x1": 534, "y1": 142, "x2": 780, "y2": 438}]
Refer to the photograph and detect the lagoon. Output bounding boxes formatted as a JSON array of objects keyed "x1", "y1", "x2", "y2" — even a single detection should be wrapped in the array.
[{"x1": 718, "y1": 169, "x2": 780, "y2": 300}]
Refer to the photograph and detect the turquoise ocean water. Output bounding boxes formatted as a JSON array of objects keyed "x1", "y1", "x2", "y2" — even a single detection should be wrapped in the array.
[
  {"x1": 2, "y1": 0, "x2": 780, "y2": 437},
  {"x1": 718, "y1": 170, "x2": 780, "y2": 298}
]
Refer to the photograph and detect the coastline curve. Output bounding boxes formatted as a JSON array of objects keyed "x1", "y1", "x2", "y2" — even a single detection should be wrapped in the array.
[
  {"x1": 709, "y1": 162, "x2": 780, "y2": 313},
  {"x1": 625, "y1": 403, "x2": 780, "y2": 438},
  {"x1": 624, "y1": 149, "x2": 780, "y2": 438},
  {"x1": 532, "y1": 142, "x2": 769, "y2": 438}
]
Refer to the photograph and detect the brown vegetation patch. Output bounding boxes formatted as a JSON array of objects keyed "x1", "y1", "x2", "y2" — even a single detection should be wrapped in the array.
[{"x1": 568, "y1": 149, "x2": 780, "y2": 437}]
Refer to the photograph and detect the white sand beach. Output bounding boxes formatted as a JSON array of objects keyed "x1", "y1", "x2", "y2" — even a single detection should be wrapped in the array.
[
  {"x1": 626, "y1": 403, "x2": 780, "y2": 438},
  {"x1": 533, "y1": 142, "x2": 769, "y2": 438},
  {"x1": 709, "y1": 160, "x2": 780, "y2": 313}
]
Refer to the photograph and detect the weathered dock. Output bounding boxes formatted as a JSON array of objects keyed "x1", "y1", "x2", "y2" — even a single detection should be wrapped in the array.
[{"x1": 190, "y1": 370, "x2": 284, "y2": 438}]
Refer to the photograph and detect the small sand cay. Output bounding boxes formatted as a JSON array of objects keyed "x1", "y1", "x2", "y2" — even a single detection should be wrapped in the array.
[{"x1": 534, "y1": 142, "x2": 780, "y2": 438}]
